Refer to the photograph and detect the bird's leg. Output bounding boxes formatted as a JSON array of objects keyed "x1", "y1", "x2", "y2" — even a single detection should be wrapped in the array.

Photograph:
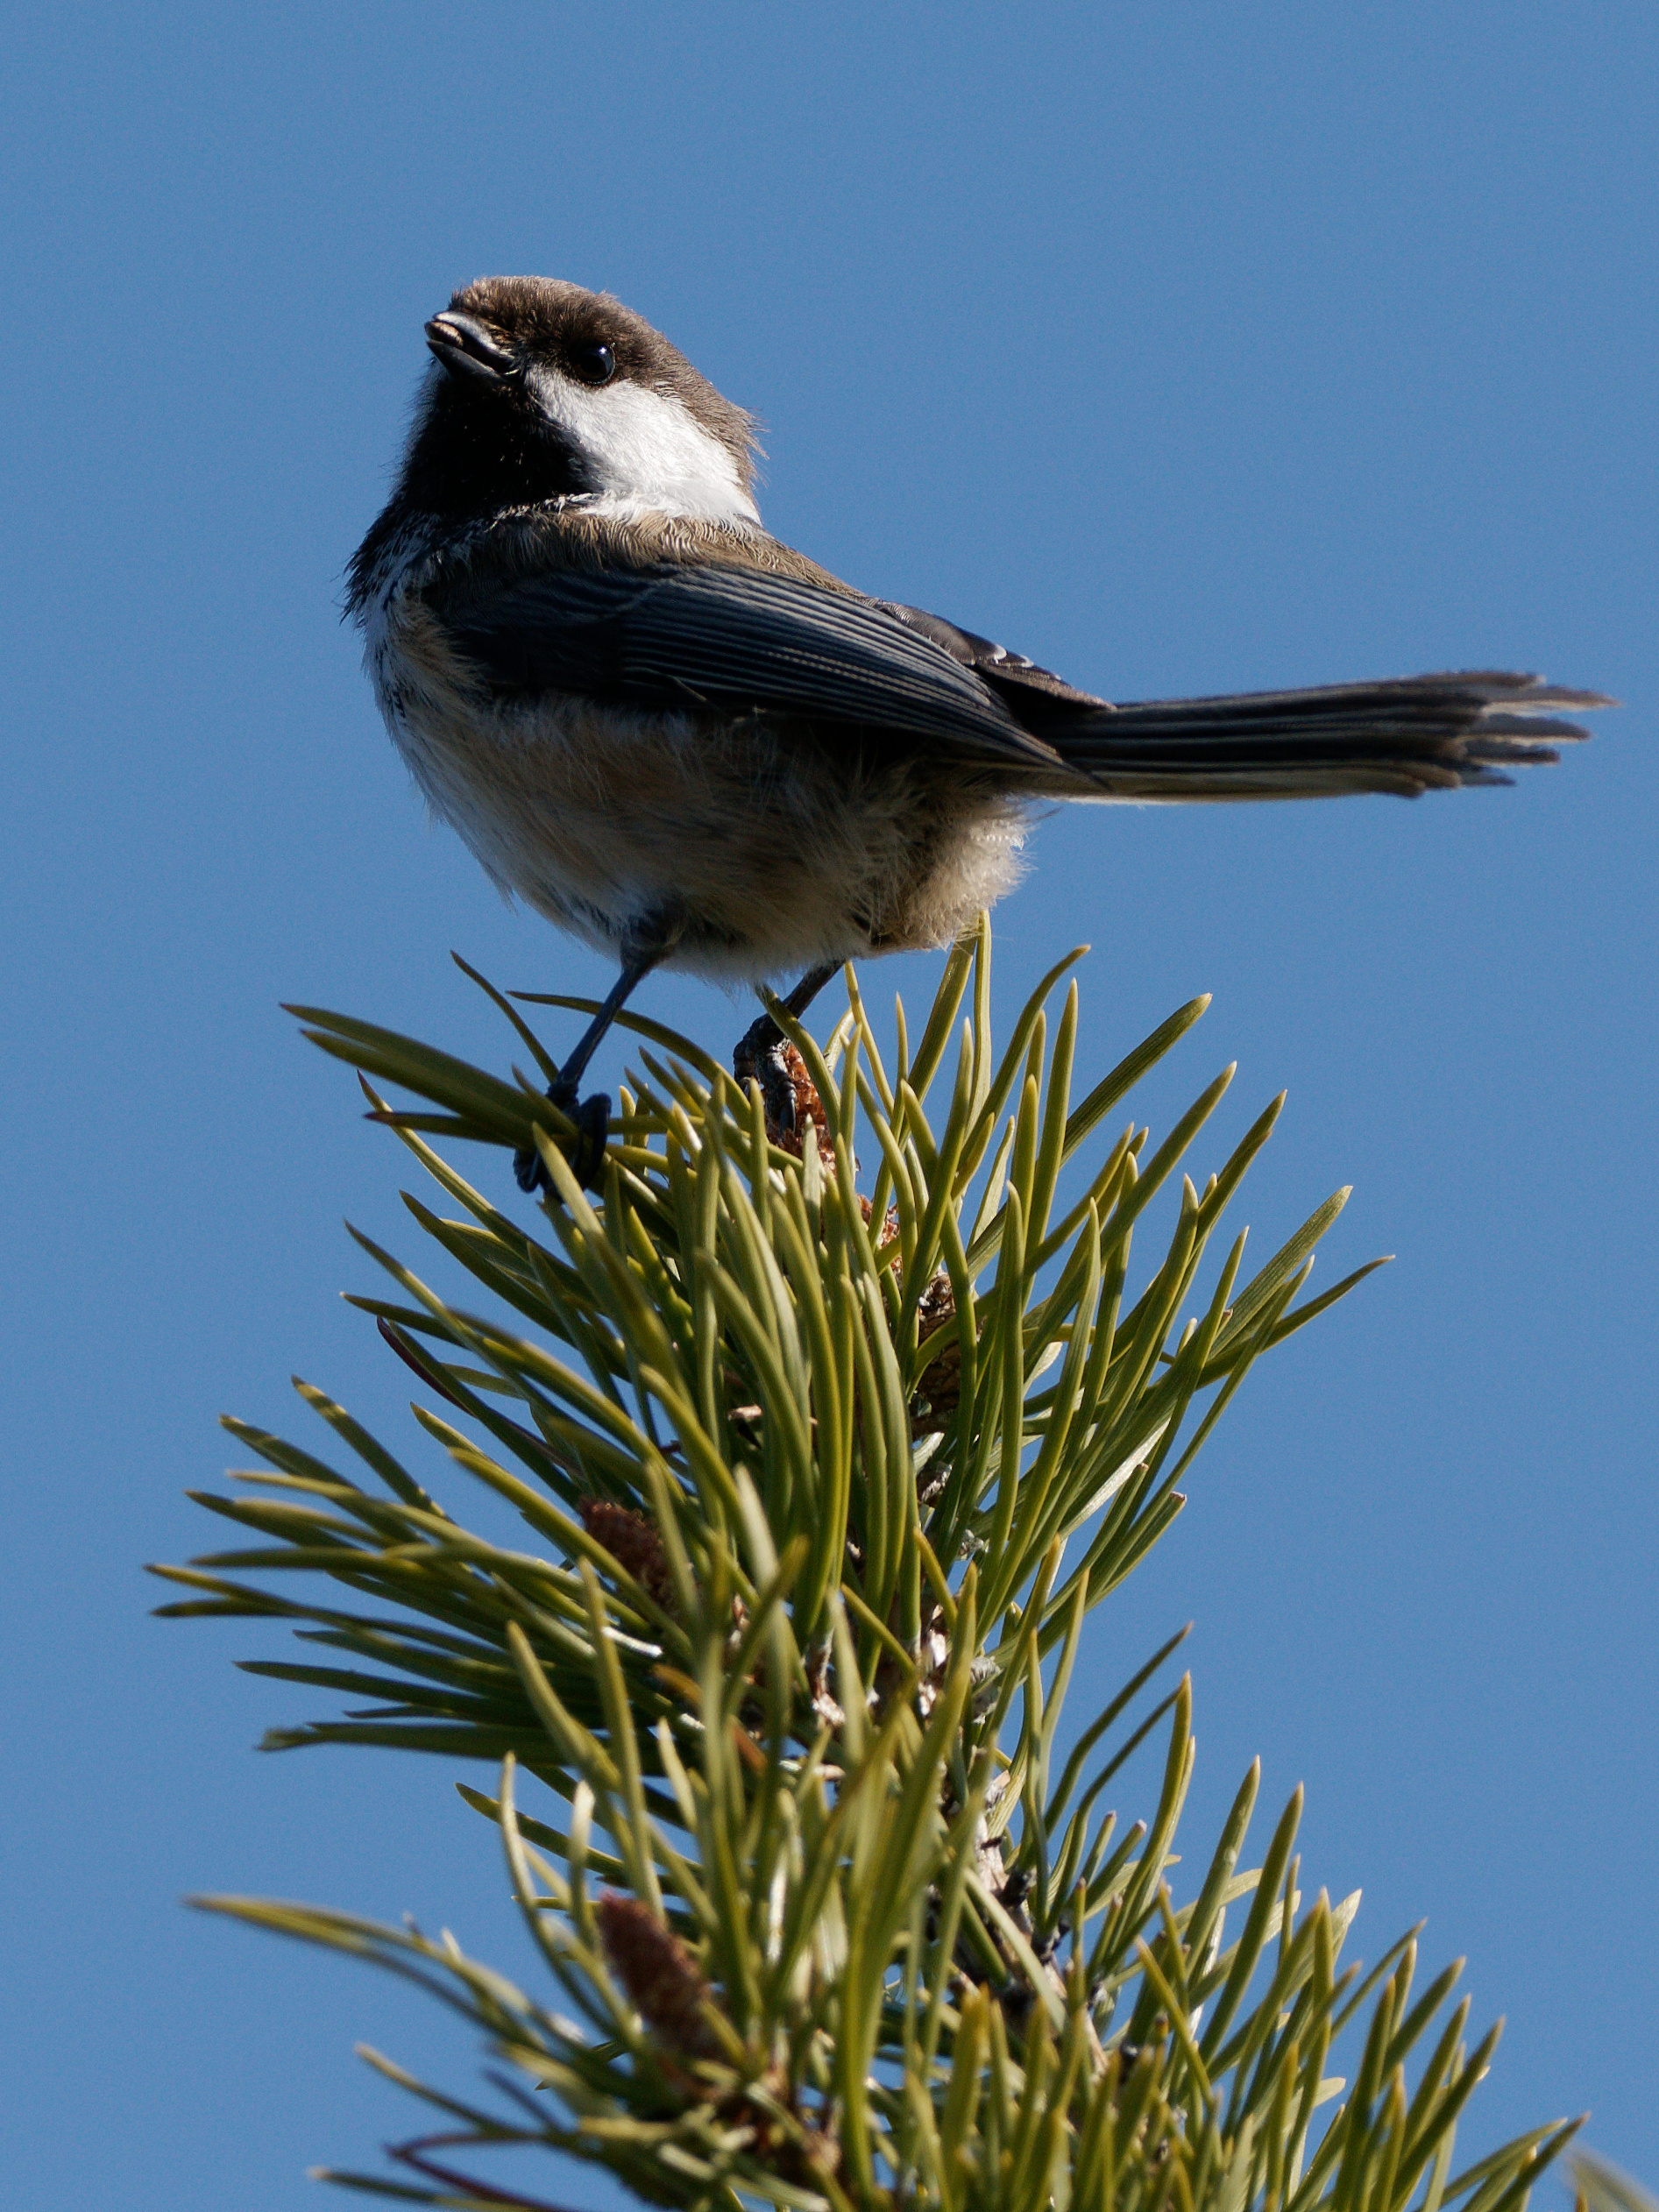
[
  {"x1": 733, "y1": 962, "x2": 840, "y2": 1141},
  {"x1": 516, "y1": 937, "x2": 668, "y2": 1195}
]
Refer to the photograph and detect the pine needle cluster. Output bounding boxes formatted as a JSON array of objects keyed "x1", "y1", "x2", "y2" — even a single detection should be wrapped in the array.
[{"x1": 155, "y1": 921, "x2": 1578, "y2": 2212}]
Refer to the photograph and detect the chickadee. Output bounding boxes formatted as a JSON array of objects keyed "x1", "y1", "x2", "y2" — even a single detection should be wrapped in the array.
[{"x1": 348, "y1": 276, "x2": 1607, "y2": 1184}]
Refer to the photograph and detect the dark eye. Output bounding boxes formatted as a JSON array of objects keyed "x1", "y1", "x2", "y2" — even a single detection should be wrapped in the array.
[{"x1": 571, "y1": 340, "x2": 616, "y2": 386}]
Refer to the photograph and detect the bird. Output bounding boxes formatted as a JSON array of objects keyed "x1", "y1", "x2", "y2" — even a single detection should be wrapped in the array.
[{"x1": 347, "y1": 275, "x2": 1608, "y2": 1187}]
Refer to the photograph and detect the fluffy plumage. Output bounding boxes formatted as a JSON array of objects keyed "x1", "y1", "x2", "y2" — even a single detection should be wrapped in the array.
[{"x1": 350, "y1": 276, "x2": 1609, "y2": 991}]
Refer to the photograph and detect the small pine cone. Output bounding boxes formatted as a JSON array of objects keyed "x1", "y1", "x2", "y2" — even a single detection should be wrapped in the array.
[
  {"x1": 762, "y1": 1042, "x2": 837, "y2": 1170},
  {"x1": 865, "y1": 1195, "x2": 903, "y2": 1248},
  {"x1": 911, "y1": 1272, "x2": 965, "y2": 1434},
  {"x1": 579, "y1": 1500, "x2": 677, "y2": 1614},
  {"x1": 594, "y1": 1892, "x2": 720, "y2": 2060}
]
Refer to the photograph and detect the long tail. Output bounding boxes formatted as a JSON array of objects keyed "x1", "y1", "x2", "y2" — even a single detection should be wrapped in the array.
[{"x1": 1038, "y1": 671, "x2": 1611, "y2": 799}]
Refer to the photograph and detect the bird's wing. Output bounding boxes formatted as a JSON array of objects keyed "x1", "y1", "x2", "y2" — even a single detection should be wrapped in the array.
[
  {"x1": 431, "y1": 552, "x2": 1610, "y2": 795},
  {"x1": 877, "y1": 601, "x2": 1110, "y2": 712},
  {"x1": 429, "y1": 559, "x2": 1067, "y2": 769}
]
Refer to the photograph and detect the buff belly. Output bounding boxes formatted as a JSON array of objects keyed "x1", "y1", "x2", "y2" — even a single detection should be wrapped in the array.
[{"x1": 372, "y1": 611, "x2": 1029, "y2": 982}]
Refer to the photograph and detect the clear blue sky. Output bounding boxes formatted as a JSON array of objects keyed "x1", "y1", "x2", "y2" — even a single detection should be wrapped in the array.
[{"x1": 3, "y1": 5, "x2": 1654, "y2": 2205}]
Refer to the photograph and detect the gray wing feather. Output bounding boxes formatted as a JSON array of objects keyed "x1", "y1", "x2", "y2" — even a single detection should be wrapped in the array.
[
  {"x1": 432, "y1": 561, "x2": 1065, "y2": 769},
  {"x1": 431, "y1": 553, "x2": 1610, "y2": 798}
]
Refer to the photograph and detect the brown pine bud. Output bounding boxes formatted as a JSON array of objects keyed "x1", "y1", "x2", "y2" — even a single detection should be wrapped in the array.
[
  {"x1": 594, "y1": 1892, "x2": 720, "y2": 2061},
  {"x1": 579, "y1": 1500, "x2": 677, "y2": 1614},
  {"x1": 761, "y1": 1041, "x2": 837, "y2": 1169},
  {"x1": 911, "y1": 1272, "x2": 967, "y2": 1433}
]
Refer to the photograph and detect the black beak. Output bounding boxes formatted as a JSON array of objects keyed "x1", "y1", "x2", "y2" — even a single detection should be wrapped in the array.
[{"x1": 424, "y1": 312, "x2": 516, "y2": 381}]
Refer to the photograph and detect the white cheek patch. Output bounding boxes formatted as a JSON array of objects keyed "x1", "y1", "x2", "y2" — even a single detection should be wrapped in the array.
[{"x1": 532, "y1": 369, "x2": 762, "y2": 527}]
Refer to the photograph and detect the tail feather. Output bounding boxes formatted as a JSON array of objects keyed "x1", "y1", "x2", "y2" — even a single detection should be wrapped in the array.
[{"x1": 1039, "y1": 671, "x2": 1612, "y2": 799}]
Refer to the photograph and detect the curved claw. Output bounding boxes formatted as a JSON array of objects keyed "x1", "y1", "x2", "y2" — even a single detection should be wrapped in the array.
[
  {"x1": 566, "y1": 1094, "x2": 612, "y2": 1188},
  {"x1": 733, "y1": 1013, "x2": 802, "y2": 1138},
  {"x1": 514, "y1": 1082, "x2": 612, "y2": 1195}
]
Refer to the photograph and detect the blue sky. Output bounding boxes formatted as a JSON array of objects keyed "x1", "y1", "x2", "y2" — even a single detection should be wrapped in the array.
[{"x1": 2, "y1": 5, "x2": 1654, "y2": 2205}]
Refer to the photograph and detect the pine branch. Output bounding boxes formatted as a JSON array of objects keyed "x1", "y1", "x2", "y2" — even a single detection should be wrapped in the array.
[{"x1": 160, "y1": 920, "x2": 1575, "y2": 2212}]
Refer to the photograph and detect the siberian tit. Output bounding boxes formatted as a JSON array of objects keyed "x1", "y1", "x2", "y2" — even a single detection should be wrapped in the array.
[{"x1": 348, "y1": 276, "x2": 1606, "y2": 1184}]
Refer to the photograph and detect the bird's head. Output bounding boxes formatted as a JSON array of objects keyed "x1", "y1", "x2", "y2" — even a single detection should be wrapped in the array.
[{"x1": 393, "y1": 276, "x2": 762, "y2": 532}]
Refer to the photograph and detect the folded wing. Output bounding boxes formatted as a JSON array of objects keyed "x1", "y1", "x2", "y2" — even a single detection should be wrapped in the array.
[
  {"x1": 433, "y1": 554, "x2": 1611, "y2": 799},
  {"x1": 430, "y1": 560, "x2": 1066, "y2": 769}
]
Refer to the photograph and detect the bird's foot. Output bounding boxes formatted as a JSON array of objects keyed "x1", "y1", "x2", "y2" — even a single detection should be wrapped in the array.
[
  {"x1": 733, "y1": 1013, "x2": 830, "y2": 1160},
  {"x1": 514, "y1": 1079, "x2": 611, "y2": 1195}
]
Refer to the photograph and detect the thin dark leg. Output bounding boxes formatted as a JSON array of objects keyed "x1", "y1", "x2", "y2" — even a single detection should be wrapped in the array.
[
  {"x1": 732, "y1": 961, "x2": 840, "y2": 1136},
  {"x1": 556, "y1": 954, "x2": 661, "y2": 1095},
  {"x1": 515, "y1": 943, "x2": 666, "y2": 1195},
  {"x1": 780, "y1": 963, "x2": 840, "y2": 1023}
]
